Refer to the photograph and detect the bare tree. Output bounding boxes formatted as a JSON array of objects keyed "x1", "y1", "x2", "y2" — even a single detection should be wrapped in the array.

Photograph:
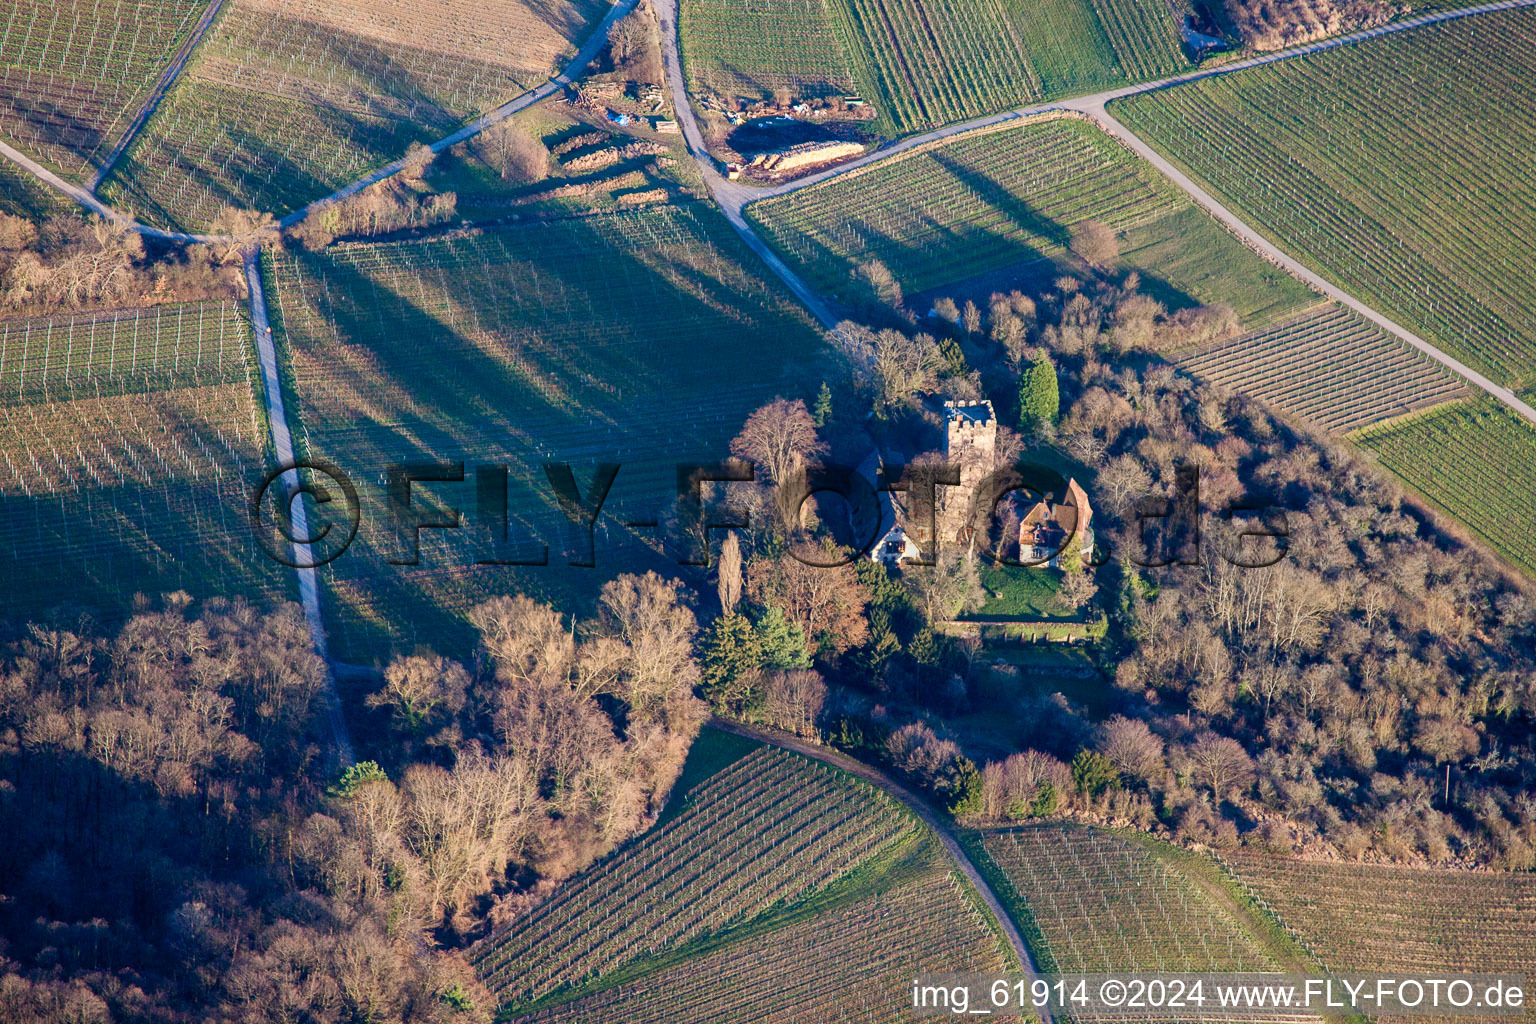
[
  {"x1": 902, "y1": 553, "x2": 985, "y2": 624},
  {"x1": 1055, "y1": 568, "x2": 1098, "y2": 612},
  {"x1": 1096, "y1": 716, "x2": 1165, "y2": 784},
  {"x1": 1070, "y1": 219, "x2": 1119, "y2": 269},
  {"x1": 730, "y1": 397, "x2": 827, "y2": 486},
  {"x1": 366, "y1": 654, "x2": 468, "y2": 737},
  {"x1": 1185, "y1": 731, "x2": 1255, "y2": 797},
  {"x1": 761, "y1": 669, "x2": 826, "y2": 737},
  {"x1": 609, "y1": 1, "x2": 663, "y2": 84},
  {"x1": 831, "y1": 322, "x2": 943, "y2": 414},
  {"x1": 961, "y1": 300, "x2": 982, "y2": 335},
  {"x1": 592, "y1": 572, "x2": 704, "y2": 725},
  {"x1": 209, "y1": 206, "x2": 276, "y2": 264},
  {"x1": 0, "y1": 212, "x2": 38, "y2": 252},
  {"x1": 854, "y1": 259, "x2": 903, "y2": 309},
  {"x1": 399, "y1": 141, "x2": 436, "y2": 182},
  {"x1": 746, "y1": 550, "x2": 869, "y2": 654},
  {"x1": 479, "y1": 121, "x2": 549, "y2": 182}
]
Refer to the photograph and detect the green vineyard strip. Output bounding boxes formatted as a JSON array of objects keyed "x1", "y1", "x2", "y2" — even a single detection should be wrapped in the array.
[
  {"x1": 748, "y1": 117, "x2": 1314, "y2": 322},
  {"x1": 1353, "y1": 399, "x2": 1536, "y2": 577},
  {"x1": 504, "y1": 868, "x2": 1015, "y2": 1023},
  {"x1": 1178, "y1": 304, "x2": 1471, "y2": 434},
  {"x1": 0, "y1": 301, "x2": 252, "y2": 404},
  {"x1": 472, "y1": 747, "x2": 920, "y2": 1002},
  {"x1": 1225, "y1": 851, "x2": 1536, "y2": 978},
  {"x1": 982, "y1": 824, "x2": 1279, "y2": 974},
  {"x1": 679, "y1": 0, "x2": 855, "y2": 99},
  {"x1": 815, "y1": 0, "x2": 1183, "y2": 135}
]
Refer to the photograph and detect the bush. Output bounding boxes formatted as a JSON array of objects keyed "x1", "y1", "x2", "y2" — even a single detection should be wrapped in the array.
[
  {"x1": 1018, "y1": 354, "x2": 1059, "y2": 432},
  {"x1": 1071, "y1": 749, "x2": 1120, "y2": 799},
  {"x1": 1069, "y1": 219, "x2": 1119, "y2": 268}
]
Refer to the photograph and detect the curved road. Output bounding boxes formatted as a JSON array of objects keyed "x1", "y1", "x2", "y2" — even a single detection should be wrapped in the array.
[
  {"x1": 660, "y1": 0, "x2": 1536, "y2": 426},
  {"x1": 1070, "y1": 100, "x2": 1536, "y2": 427},
  {"x1": 654, "y1": 0, "x2": 839, "y2": 326},
  {"x1": 709, "y1": 717, "x2": 1055, "y2": 1024},
  {"x1": 740, "y1": 0, "x2": 1536, "y2": 210}
]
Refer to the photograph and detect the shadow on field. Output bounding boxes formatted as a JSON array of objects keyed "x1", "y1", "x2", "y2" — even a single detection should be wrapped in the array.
[{"x1": 278, "y1": 208, "x2": 825, "y2": 664}]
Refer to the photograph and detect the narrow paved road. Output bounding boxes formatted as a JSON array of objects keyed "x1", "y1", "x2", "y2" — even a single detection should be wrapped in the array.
[
  {"x1": 88, "y1": 0, "x2": 230, "y2": 193},
  {"x1": 243, "y1": 248, "x2": 356, "y2": 766},
  {"x1": 691, "y1": 0, "x2": 1536, "y2": 428},
  {"x1": 654, "y1": 0, "x2": 840, "y2": 327},
  {"x1": 0, "y1": 134, "x2": 215, "y2": 243},
  {"x1": 0, "y1": 0, "x2": 639, "y2": 241},
  {"x1": 709, "y1": 718, "x2": 1056, "y2": 1024}
]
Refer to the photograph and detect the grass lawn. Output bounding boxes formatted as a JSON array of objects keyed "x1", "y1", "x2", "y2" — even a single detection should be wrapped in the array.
[
  {"x1": 655, "y1": 725, "x2": 763, "y2": 824},
  {"x1": 966, "y1": 564, "x2": 1076, "y2": 621}
]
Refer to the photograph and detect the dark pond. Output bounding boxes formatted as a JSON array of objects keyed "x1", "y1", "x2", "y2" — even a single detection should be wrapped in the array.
[{"x1": 726, "y1": 116, "x2": 870, "y2": 156}]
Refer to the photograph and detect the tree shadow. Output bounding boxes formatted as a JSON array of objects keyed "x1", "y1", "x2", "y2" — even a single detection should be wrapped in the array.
[{"x1": 269, "y1": 207, "x2": 825, "y2": 662}]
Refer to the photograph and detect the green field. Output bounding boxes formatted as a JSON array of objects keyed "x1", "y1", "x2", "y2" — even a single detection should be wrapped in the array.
[
  {"x1": 0, "y1": 0, "x2": 209, "y2": 176},
  {"x1": 830, "y1": 0, "x2": 1187, "y2": 133},
  {"x1": 1178, "y1": 303, "x2": 1471, "y2": 435},
  {"x1": 479, "y1": 742, "x2": 1018, "y2": 1021},
  {"x1": 264, "y1": 205, "x2": 826, "y2": 660},
  {"x1": 1352, "y1": 399, "x2": 1536, "y2": 578},
  {"x1": 975, "y1": 825, "x2": 1281, "y2": 973},
  {"x1": 1225, "y1": 851, "x2": 1536, "y2": 980},
  {"x1": 0, "y1": 301, "x2": 287, "y2": 617},
  {"x1": 748, "y1": 117, "x2": 1315, "y2": 323},
  {"x1": 100, "y1": 0, "x2": 604, "y2": 230},
  {"x1": 1113, "y1": 8, "x2": 1536, "y2": 392},
  {"x1": 679, "y1": 0, "x2": 1185, "y2": 131},
  {"x1": 680, "y1": 0, "x2": 856, "y2": 101}
]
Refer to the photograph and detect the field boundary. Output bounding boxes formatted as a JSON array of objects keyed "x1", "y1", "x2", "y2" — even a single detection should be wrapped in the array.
[
  {"x1": 87, "y1": 0, "x2": 231, "y2": 192},
  {"x1": 0, "y1": 0, "x2": 641, "y2": 244},
  {"x1": 1077, "y1": 101, "x2": 1536, "y2": 429},
  {"x1": 708, "y1": 716, "x2": 1058, "y2": 1024},
  {"x1": 242, "y1": 246, "x2": 354, "y2": 766}
]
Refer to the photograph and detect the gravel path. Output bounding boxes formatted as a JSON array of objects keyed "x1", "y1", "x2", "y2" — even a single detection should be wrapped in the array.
[{"x1": 242, "y1": 248, "x2": 356, "y2": 766}]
